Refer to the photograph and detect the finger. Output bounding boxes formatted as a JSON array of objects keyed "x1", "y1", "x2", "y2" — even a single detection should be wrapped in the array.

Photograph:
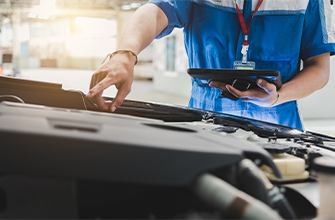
[
  {"x1": 110, "y1": 84, "x2": 131, "y2": 112},
  {"x1": 226, "y1": 85, "x2": 243, "y2": 98},
  {"x1": 89, "y1": 71, "x2": 107, "y2": 90},
  {"x1": 90, "y1": 92, "x2": 111, "y2": 111},
  {"x1": 89, "y1": 73, "x2": 97, "y2": 90},
  {"x1": 226, "y1": 85, "x2": 261, "y2": 99},
  {"x1": 228, "y1": 87, "x2": 264, "y2": 99},
  {"x1": 256, "y1": 79, "x2": 276, "y2": 93},
  {"x1": 209, "y1": 81, "x2": 227, "y2": 90},
  {"x1": 95, "y1": 97, "x2": 111, "y2": 111},
  {"x1": 87, "y1": 77, "x2": 115, "y2": 98}
]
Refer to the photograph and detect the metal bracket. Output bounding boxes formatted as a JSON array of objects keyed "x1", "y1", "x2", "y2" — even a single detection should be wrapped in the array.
[{"x1": 268, "y1": 129, "x2": 279, "y2": 143}]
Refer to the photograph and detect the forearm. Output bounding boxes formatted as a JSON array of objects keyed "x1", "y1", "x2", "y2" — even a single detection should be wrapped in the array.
[
  {"x1": 276, "y1": 53, "x2": 330, "y2": 105},
  {"x1": 117, "y1": 3, "x2": 168, "y2": 54}
]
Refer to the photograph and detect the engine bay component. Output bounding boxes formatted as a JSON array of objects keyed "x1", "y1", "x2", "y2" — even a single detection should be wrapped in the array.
[
  {"x1": 192, "y1": 173, "x2": 283, "y2": 220},
  {"x1": 236, "y1": 159, "x2": 296, "y2": 219},
  {"x1": 261, "y1": 153, "x2": 309, "y2": 182},
  {"x1": 257, "y1": 143, "x2": 291, "y2": 154}
]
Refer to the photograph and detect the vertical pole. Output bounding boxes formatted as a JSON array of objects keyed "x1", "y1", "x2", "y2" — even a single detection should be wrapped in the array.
[{"x1": 11, "y1": 10, "x2": 21, "y2": 71}]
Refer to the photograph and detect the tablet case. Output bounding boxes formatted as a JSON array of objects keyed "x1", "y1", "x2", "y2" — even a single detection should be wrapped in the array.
[{"x1": 188, "y1": 68, "x2": 282, "y2": 100}]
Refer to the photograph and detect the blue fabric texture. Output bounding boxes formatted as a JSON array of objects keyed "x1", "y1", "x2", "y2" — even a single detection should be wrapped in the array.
[{"x1": 147, "y1": 0, "x2": 335, "y2": 130}]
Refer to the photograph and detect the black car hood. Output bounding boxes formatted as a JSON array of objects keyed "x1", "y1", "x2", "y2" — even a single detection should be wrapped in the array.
[
  {"x1": 1, "y1": 75, "x2": 335, "y2": 186},
  {"x1": 0, "y1": 75, "x2": 310, "y2": 139}
]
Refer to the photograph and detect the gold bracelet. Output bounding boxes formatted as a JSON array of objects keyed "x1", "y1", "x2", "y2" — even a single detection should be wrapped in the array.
[
  {"x1": 270, "y1": 93, "x2": 279, "y2": 107},
  {"x1": 102, "y1": 50, "x2": 138, "y2": 65}
]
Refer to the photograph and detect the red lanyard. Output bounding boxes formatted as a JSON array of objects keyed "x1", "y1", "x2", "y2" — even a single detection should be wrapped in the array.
[{"x1": 234, "y1": 0, "x2": 264, "y2": 46}]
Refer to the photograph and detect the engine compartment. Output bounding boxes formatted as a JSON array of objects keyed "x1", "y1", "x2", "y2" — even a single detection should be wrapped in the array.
[{"x1": 0, "y1": 75, "x2": 335, "y2": 219}]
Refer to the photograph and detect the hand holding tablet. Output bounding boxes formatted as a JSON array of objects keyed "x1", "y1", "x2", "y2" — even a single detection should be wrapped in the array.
[{"x1": 187, "y1": 68, "x2": 282, "y2": 101}]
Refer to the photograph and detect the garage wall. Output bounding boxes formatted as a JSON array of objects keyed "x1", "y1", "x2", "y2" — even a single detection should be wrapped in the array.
[
  {"x1": 298, "y1": 56, "x2": 335, "y2": 119},
  {"x1": 298, "y1": 6, "x2": 335, "y2": 119},
  {"x1": 153, "y1": 29, "x2": 191, "y2": 98}
]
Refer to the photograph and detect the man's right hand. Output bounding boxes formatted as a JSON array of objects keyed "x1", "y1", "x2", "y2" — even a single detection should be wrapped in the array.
[
  {"x1": 86, "y1": 3, "x2": 168, "y2": 112},
  {"x1": 86, "y1": 52, "x2": 136, "y2": 112}
]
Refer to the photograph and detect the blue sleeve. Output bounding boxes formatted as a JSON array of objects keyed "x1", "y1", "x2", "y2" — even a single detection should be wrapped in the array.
[
  {"x1": 300, "y1": 0, "x2": 335, "y2": 60},
  {"x1": 147, "y1": 0, "x2": 191, "y2": 39}
]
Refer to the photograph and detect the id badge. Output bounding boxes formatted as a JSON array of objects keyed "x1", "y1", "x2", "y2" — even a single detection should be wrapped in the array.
[{"x1": 233, "y1": 61, "x2": 255, "y2": 70}]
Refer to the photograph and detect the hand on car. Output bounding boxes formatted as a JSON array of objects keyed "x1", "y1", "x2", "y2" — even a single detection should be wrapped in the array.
[
  {"x1": 86, "y1": 52, "x2": 136, "y2": 112},
  {"x1": 209, "y1": 79, "x2": 279, "y2": 107}
]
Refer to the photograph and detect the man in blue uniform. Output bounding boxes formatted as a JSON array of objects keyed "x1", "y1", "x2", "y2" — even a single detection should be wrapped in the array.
[{"x1": 87, "y1": 0, "x2": 335, "y2": 130}]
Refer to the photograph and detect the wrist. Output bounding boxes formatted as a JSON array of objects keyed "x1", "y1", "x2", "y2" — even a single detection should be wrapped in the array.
[
  {"x1": 117, "y1": 40, "x2": 141, "y2": 55},
  {"x1": 102, "y1": 49, "x2": 138, "y2": 66},
  {"x1": 270, "y1": 92, "x2": 280, "y2": 107}
]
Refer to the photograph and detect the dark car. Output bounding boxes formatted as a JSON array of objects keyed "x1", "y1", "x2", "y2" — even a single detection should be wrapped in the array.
[{"x1": 0, "y1": 75, "x2": 334, "y2": 219}]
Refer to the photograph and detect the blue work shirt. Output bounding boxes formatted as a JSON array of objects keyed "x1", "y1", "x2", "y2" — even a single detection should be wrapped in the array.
[{"x1": 148, "y1": 0, "x2": 335, "y2": 130}]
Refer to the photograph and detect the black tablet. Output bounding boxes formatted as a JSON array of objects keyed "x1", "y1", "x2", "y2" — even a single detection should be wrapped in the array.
[{"x1": 188, "y1": 68, "x2": 282, "y2": 91}]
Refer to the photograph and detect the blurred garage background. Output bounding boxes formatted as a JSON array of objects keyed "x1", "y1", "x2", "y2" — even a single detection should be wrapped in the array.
[{"x1": 0, "y1": 0, "x2": 334, "y2": 135}]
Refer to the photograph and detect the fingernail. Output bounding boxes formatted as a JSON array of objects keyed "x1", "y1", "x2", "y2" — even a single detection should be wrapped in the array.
[
  {"x1": 111, "y1": 106, "x2": 116, "y2": 112},
  {"x1": 257, "y1": 79, "x2": 263, "y2": 84}
]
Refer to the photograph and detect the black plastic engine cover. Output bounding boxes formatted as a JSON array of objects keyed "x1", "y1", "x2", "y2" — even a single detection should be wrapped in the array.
[{"x1": 0, "y1": 102, "x2": 247, "y2": 186}]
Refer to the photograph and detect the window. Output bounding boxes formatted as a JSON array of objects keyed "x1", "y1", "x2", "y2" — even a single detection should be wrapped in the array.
[{"x1": 166, "y1": 36, "x2": 175, "y2": 71}]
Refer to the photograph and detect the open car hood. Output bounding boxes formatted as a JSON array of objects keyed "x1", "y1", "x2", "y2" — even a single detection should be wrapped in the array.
[{"x1": 1, "y1": 75, "x2": 335, "y2": 219}]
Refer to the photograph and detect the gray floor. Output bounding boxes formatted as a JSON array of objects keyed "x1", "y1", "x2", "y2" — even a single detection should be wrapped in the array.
[{"x1": 19, "y1": 68, "x2": 335, "y2": 136}]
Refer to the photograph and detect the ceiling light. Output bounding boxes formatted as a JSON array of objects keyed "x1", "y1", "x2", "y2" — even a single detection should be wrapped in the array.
[
  {"x1": 130, "y1": 3, "x2": 141, "y2": 8},
  {"x1": 3, "y1": 18, "x2": 10, "y2": 24},
  {"x1": 121, "y1": 5, "x2": 132, "y2": 10}
]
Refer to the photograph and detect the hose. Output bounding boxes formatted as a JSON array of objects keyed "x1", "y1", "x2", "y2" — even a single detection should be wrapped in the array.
[
  {"x1": 192, "y1": 173, "x2": 283, "y2": 219},
  {"x1": 237, "y1": 159, "x2": 296, "y2": 219}
]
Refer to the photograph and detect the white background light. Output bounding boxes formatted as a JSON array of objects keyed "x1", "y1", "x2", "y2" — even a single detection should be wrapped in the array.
[
  {"x1": 3, "y1": 18, "x2": 10, "y2": 24},
  {"x1": 28, "y1": 13, "x2": 37, "y2": 18},
  {"x1": 38, "y1": 0, "x2": 57, "y2": 19},
  {"x1": 121, "y1": 5, "x2": 132, "y2": 10},
  {"x1": 130, "y1": 3, "x2": 141, "y2": 8}
]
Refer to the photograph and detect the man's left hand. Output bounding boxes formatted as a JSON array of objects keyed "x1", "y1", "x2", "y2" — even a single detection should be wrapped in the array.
[{"x1": 209, "y1": 79, "x2": 279, "y2": 107}]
